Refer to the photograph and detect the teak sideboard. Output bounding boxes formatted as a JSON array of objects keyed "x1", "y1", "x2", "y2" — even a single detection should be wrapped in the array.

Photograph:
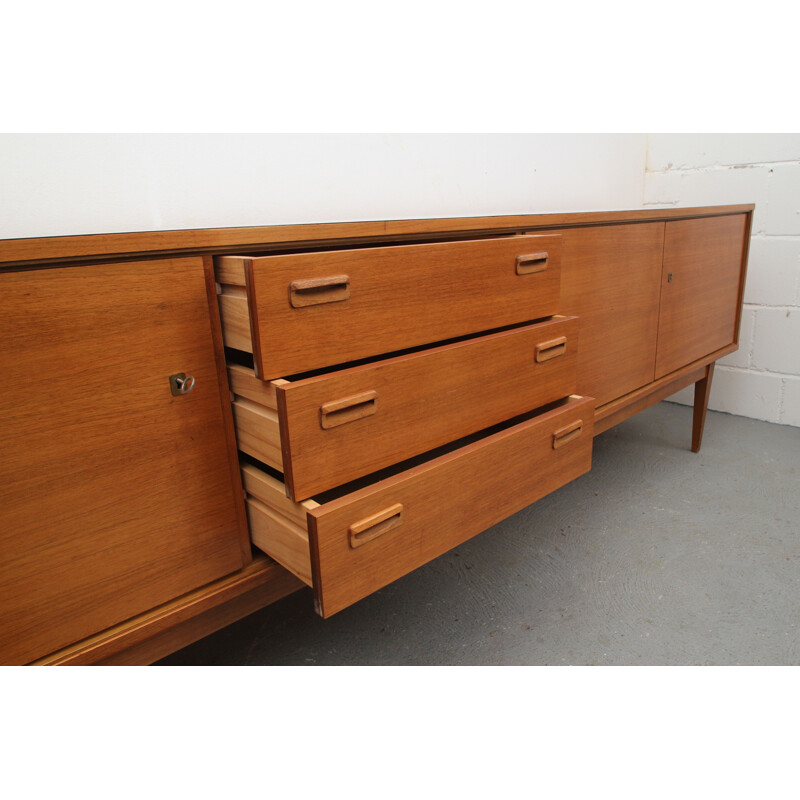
[{"x1": 0, "y1": 205, "x2": 753, "y2": 665}]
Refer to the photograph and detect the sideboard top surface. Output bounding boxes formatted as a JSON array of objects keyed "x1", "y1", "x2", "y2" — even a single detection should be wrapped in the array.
[{"x1": 0, "y1": 204, "x2": 754, "y2": 269}]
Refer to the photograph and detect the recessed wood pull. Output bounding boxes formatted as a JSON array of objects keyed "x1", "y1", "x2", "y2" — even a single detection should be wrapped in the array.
[
  {"x1": 320, "y1": 390, "x2": 378, "y2": 429},
  {"x1": 535, "y1": 336, "x2": 567, "y2": 363},
  {"x1": 516, "y1": 252, "x2": 549, "y2": 275},
  {"x1": 552, "y1": 420, "x2": 583, "y2": 449},
  {"x1": 349, "y1": 503, "x2": 404, "y2": 548},
  {"x1": 289, "y1": 275, "x2": 350, "y2": 308}
]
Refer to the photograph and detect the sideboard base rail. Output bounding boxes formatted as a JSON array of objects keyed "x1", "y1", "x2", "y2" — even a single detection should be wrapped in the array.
[
  {"x1": 594, "y1": 344, "x2": 733, "y2": 448},
  {"x1": 32, "y1": 558, "x2": 303, "y2": 666}
]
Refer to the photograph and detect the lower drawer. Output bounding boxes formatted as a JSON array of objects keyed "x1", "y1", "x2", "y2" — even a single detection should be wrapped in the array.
[{"x1": 242, "y1": 395, "x2": 595, "y2": 617}]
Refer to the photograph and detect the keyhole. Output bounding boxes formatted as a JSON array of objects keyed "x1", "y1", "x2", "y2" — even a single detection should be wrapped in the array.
[{"x1": 169, "y1": 373, "x2": 196, "y2": 396}]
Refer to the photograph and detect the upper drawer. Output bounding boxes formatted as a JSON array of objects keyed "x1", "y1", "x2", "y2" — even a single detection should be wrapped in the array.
[
  {"x1": 216, "y1": 234, "x2": 562, "y2": 378},
  {"x1": 230, "y1": 316, "x2": 578, "y2": 501}
]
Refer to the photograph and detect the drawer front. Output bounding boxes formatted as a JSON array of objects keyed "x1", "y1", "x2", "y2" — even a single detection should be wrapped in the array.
[
  {"x1": 277, "y1": 316, "x2": 579, "y2": 500},
  {"x1": 308, "y1": 395, "x2": 594, "y2": 617},
  {"x1": 223, "y1": 234, "x2": 562, "y2": 378}
]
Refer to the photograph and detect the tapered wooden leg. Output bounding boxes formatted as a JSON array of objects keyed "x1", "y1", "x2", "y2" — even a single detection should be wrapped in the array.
[{"x1": 691, "y1": 362, "x2": 715, "y2": 453}]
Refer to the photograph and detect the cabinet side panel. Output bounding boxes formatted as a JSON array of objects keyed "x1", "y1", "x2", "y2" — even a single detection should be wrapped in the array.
[
  {"x1": 555, "y1": 223, "x2": 665, "y2": 406},
  {"x1": 0, "y1": 258, "x2": 245, "y2": 664},
  {"x1": 655, "y1": 215, "x2": 748, "y2": 379}
]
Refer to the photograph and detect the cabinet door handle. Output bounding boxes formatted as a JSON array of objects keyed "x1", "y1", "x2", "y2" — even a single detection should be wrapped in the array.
[
  {"x1": 320, "y1": 390, "x2": 377, "y2": 429},
  {"x1": 349, "y1": 504, "x2": 404, "y2": 548},
  {"x1": 535, "y1": 336, "x2": 567, "y2": 363},
  {"x1": 516, "y1": 251, "x2": 549, "y2": 275},
  {"x1": 552, "y1": 420, "x2": 583, "y2": 449},
  {"x1": 289, "y1": 275, "x2": 350, "y2": 307}
]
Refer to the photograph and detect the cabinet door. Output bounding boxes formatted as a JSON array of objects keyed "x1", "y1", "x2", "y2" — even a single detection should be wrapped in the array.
[
  {"x1": 0, "y1": 257, "x2": 247, "y2": 664},
  {"x1": 655, "y1": 215, "x2": 748, "y2": 379},
  {"x1": 557, "y1": 223, "x2": 665, "y2": 407}
]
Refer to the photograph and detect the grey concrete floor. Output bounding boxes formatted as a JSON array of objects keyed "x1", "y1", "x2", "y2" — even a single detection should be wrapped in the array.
[{"x1": 158, "y1": 401, "x2": 800, "y2": 666}]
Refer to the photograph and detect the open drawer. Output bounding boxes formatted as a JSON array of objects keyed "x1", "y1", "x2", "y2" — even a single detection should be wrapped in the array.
[
  {"x1": 216, "y1": 233, "x2": 562, "y2": 377},
  {"x1": 241, "y1": 394, "x2": 595, "y2": 617},
  {"x1": 228, "y1": 316, "x2": 579, "y2": 500}
]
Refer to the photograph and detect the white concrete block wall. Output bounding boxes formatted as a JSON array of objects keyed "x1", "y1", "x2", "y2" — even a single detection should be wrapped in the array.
[{"x1": 645, "y1": 134, "x2": 800, "y2": 428}]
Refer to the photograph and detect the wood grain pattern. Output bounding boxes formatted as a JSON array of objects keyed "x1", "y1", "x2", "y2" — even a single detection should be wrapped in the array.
[
  {"x1": 276, "y1": 317, "x2": 579, "y2": 500},
  {"x1": 0, "y1": 205, "x2": 753, "y2": 663},
  {"x1": 692, "y1": 363, "x2": 715, "y2": 453},
  {"x1": 215, "y1": 255, "x2": 247, "y2": 286},
  {"x1": 655, "y1": 214, "x2": 748, "y2": 379},
  {"x1": 246, "y1": 499, "x2": 313, "y2": 585},
  {"x1": 592, "y1": 341, "x2": 738, "y2": 441},
  {"x1": 34, "y1": 557, "x2": 303, "y2": 666},
  {"x1": 242, "y1": 463, "x2": 319, "y2": 525},
  {"x1": 231, "y1": 397, "x2": 284, "y2": 471},
  {"x1": 228, "y1": 364, "x2": 285, "y2": 407},
  {"x1": 307, "y1": 396, "x2": 595, "y2": 617},
  {"x1": 0, "y1": 205, "x2": 754, "y2": 267},
  {"x1": 217, "y1": 285, "x2": 252, "y2": 351},
  {"x1": 319, "y1": 390, "x2": 378, "y2": 429},
  {"x1": 241, "y1": 464, "x2": 317, "y2": 585},
  {"x1": 229, "y1": 366, "x2": 286, "y2": 471},
  {"x1": 594, "y1": 365, "x2": 707, "y2": 437},
  {"x1": 555, "y1": 222, "x2": 665, "y2": 406},
  {"x1": 239, "y1": 234, "x2": 563, "y2": 376},
  {"x1": 202, "y1": 256, "x2": 253, "y2": 566},
  {"x1": 289, "y1": 275, "x2": 351, "y2": 307},
  {"x1": 0, "y1": 257, "x2": 246, "y2": 665},
  {"x1": 731, "y1": 211, "x2": 754, "y2": 354}
]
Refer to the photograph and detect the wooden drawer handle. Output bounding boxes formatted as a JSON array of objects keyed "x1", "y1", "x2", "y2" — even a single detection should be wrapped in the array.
[
  {"x1": 320, "y1": 390, "x2": 377, "y2": 429},
  {"x1": 535, "y1": 336, "x2": 567, "y2": 363},
  {"x1": 552, "y1": 420, "x2": 583, "y2": 449},
  {"x1": 289, "y1": 275, "x2": 350, "y2": 308},
  {"x1": 349, "y1": 503, "x2": 404, "y2": 548},
  {"x1": 516, "y1": 251, "x2": 549, "y2": 275}
]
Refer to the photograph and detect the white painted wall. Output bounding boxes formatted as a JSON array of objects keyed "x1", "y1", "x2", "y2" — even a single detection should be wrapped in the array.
[
  {"x1": 0, "y1": 134, "x2": 647, "y2": 240},
  {"x1": 645, "y1": 134, "x2": 800, "y2": 428}
]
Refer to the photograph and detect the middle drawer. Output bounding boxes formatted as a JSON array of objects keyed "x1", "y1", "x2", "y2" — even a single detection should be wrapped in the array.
[{"x1": 229, "y1": 316, "x2": 578, "y2": 501}]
